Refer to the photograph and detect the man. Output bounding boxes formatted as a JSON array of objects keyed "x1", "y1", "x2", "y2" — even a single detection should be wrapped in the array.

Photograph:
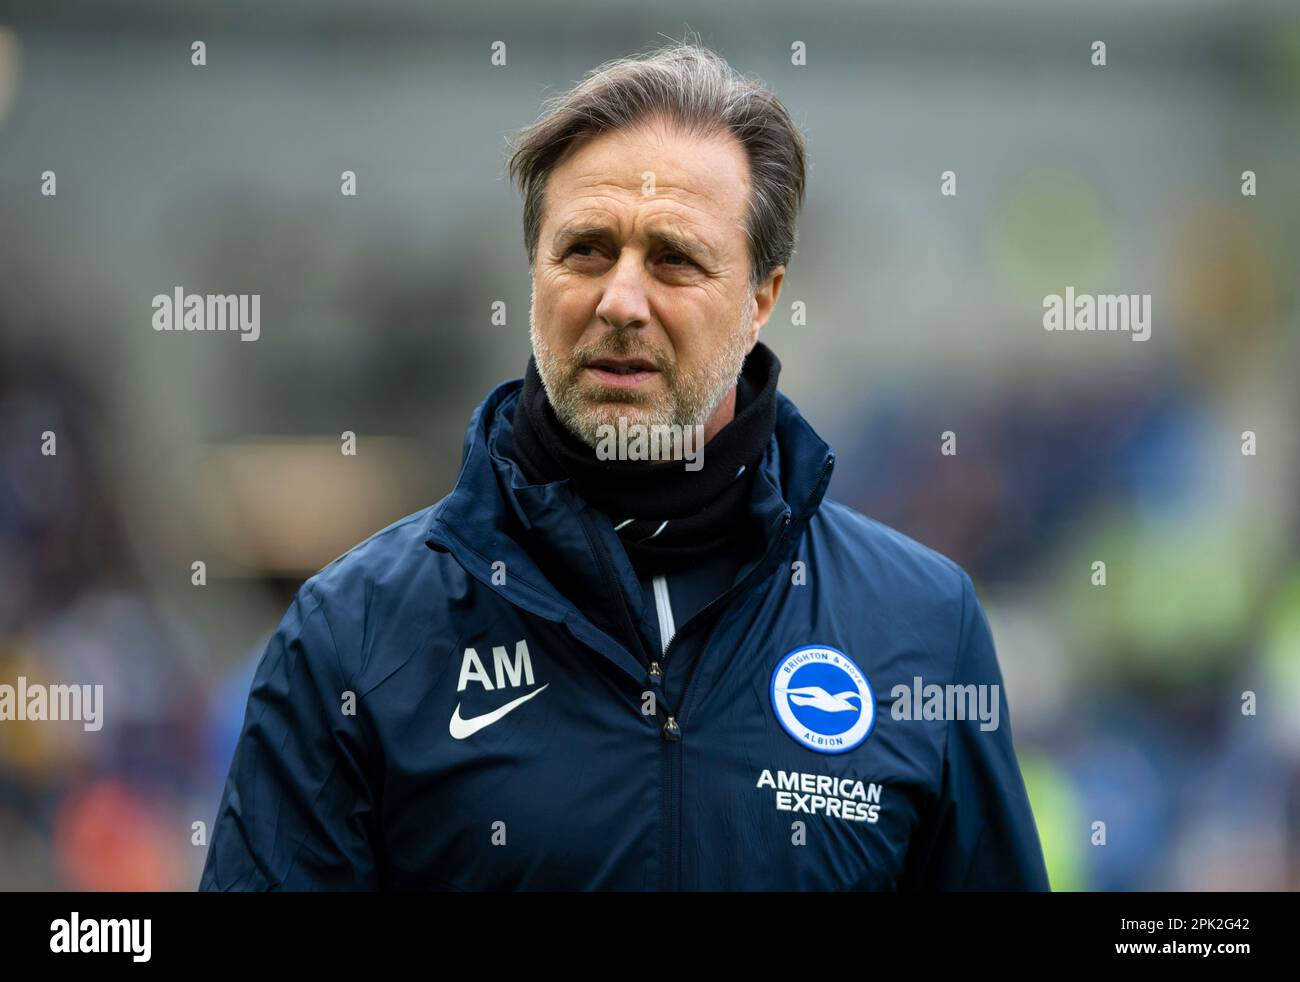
[{"x1": 200, "y1": 41, "x2": 1049, "y2": 891}]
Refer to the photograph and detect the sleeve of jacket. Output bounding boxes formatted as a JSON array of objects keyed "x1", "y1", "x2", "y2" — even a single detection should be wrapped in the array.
[
  {"x1": 899, "y1": 571, "x2": 1051, "y2": 891},
  {"x1": 199, "y1": 581, "x2": 380, "y2": 890}
]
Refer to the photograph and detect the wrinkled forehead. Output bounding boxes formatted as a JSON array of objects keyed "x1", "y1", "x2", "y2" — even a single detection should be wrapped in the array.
[{"x1": 543, "y1": 118, "x2": 751, "y2": 233}]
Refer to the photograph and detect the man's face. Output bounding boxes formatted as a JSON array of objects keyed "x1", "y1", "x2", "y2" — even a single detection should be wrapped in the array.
[{"x1": 528, "y1": 116, "x2": 783, "y2": 447}]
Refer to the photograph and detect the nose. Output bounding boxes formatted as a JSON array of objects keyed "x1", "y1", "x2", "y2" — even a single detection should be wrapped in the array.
[{"x1": 593, "y1": 248, "x2": 652, "y2": 332}]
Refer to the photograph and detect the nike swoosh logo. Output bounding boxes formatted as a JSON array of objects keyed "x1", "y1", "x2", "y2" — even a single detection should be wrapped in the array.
[{"x1": 449, "y1": 684, "x2": 549, "y2": 740}]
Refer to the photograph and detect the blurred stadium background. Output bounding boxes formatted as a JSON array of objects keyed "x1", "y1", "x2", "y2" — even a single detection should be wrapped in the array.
[{"x1": 0, "y1": 0, "x2": 1297, "y2": 890}]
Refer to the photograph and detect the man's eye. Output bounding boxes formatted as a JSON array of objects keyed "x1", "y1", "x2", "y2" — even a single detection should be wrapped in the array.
[{"x1": 661, "y1": 253, "x2": 694, "y2": 267}]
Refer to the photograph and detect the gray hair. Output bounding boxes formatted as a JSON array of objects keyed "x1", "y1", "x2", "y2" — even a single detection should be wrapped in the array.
[{"x1": 505, "y1": 38, "x2": 808, "y2": 290}]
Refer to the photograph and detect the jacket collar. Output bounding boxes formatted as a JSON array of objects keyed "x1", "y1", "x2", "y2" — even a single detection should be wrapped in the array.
[{"x1": 426, "y1": 374, "x2": 835, "y2": 680}]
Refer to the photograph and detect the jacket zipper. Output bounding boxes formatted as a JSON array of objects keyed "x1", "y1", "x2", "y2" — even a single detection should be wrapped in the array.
[
  {"x1": 651, "y1": 575, "x2": 676, "y2": 655},
  {"x1": 573, "y1": 511, "x2": 685, "y2": 891},
  {"x1": 656, "y1": 511, "x2": 789, "y2": 891},
  {"x1": 656, "y1": 453, "x2": 834, "y2": 890},
  {"x1": 576, "y1": 452, "x2": 833, "y2": 891}
]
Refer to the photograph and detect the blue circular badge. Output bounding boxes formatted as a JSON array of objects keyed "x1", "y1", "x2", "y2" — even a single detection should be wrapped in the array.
[{"x1": 770, "y1": 645, "x2": 875, "y2": 754}]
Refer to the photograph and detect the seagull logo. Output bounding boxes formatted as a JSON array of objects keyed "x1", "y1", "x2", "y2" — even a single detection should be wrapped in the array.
[
  {"x1": 777, "y1": 686, "x2": 862, "y2": 714},
  {"x1": 770, "y1": 645, "x2": 876, "y2": 754}
]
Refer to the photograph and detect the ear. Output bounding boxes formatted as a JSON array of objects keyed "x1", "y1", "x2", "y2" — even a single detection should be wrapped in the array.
[{"x1": 750, "y1": 265, "x2": 785, "y2": 344}]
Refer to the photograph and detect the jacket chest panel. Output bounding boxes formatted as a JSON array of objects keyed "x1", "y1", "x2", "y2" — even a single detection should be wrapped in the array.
[
  {"x1": 669, "y1": 576, "x2": 945, "y2": 889},
  {"x1": 377, "y1": 581, "x2": 943, "y2": 889},
  {"x1": 378, "y1": 617, "x2": 661, "y2": 889}
]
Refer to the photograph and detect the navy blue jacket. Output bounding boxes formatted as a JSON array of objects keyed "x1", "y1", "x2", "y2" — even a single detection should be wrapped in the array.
[{"x1": 200, "y1": 375, "x2": 1050, "y2": 891}]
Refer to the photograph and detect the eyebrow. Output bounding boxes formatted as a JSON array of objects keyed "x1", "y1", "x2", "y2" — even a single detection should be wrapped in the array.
[{"x1": 551, "y1": 222, "x2": 718, "y2": 265}]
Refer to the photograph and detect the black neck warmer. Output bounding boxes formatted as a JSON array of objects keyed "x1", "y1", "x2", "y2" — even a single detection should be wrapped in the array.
[{"x1": 510, "y1": 341, "x2": 782, "y2": 575}]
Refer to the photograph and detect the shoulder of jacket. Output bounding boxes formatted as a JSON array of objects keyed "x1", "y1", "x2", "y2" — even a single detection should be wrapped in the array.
[
  {"x1": 290, "y1": 501, "x2": 475, "y2": 686},
  {"x1": 307, "y1": 504, "x2": 435, "y2": 581},
  {"x1": 297, "y1": 499, "x2": 475, "y2": 620},
  {"x1": 810, "y1": 497, "x2": 972, "y2": 598}
]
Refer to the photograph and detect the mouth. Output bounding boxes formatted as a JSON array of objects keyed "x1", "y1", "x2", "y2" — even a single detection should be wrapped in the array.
[{"x1": 582, "y1": 357, "x2": 661, "y2": 388}]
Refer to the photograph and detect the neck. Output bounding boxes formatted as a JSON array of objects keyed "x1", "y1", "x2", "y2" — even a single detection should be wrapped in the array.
[
  {"x1": 508, "y1": 341, "x2": 783, "y2": 572},
  {"x1": 701, "y1": 385, "x2": 737, "y2": 444}
]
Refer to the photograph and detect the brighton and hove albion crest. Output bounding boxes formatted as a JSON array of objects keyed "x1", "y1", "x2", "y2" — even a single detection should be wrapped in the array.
[{"x1": 770, "y1": 645, "x2": 875, "y2": 754}]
